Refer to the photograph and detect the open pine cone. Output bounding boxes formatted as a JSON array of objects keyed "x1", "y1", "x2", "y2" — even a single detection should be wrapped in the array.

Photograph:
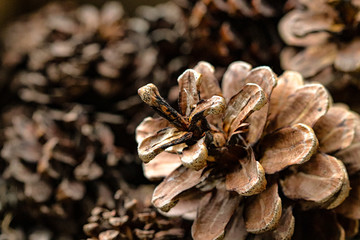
[
  {"x1": 279, "y1": 0, "x2": 360, "y2": 107},
  {"x1": 83, "y1": 186, "x2": 190, "y2": 240},
  {"x1": 136, "y1": 61, "x2": 360, "y2": 239}
]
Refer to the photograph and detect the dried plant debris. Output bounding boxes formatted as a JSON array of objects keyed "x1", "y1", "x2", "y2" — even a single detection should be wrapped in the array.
[
  {"x1": 83, "y1": 186, "x2": 190, "y2": 240},
  {"x1": 0, "y1": 104, "x2": 135, "y2": 238},
  {"x1": 136, "y1": 61, "x2": 360, "y2": 239},
  {"x1": 279, "y1": 0, "x2": 360, "y2": 110}
]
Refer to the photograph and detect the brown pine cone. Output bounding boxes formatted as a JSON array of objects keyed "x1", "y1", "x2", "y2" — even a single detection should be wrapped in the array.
[
  {"x1": 279, "y1": 0, "x2": 360, "y2": 111},
  {"x1": 0, "y1": 104, "x2": 132, "y2": 237},
  {"x1": 83, "y1": 186, "x2": 190, "y2": 240},
  {"x1": 136, "y1": 61, "x2": 360, "y2": 239}
]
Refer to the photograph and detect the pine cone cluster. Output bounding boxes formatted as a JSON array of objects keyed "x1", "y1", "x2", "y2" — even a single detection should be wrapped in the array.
[
  {"x1": 83, "y1": 186, "x2": 189, "y2": 240},
  {"x1": 2, "y1": 0, "x2": 360, "y2": 239},
  {"x1": 279, "y1": 0, "x2": 360, "y2": 110},
  {"x1": 0, "y1": 1, "x2": 181, "y2": 238},
  {"x1": 136, "y1": 61, "x2": 360, "y2": 239}
]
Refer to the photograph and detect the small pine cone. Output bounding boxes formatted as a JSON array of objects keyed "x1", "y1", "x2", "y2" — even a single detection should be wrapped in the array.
[
  {"x1": 136, "y1": 61, "x2": 360, "y2": 239},
  {"x1": 83, "y1": 186, "x2": 190, "y2": 240},
  {"x1": 1, "y1": 104, "x2": 130, "y2": 236},
  {"x1": 279, "y1": 0, "x2": 360, "y2": 110}
]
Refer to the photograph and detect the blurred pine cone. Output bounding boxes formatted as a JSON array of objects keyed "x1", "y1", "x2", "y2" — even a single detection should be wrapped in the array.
[
  {"x1": 2, "y1": 1, "x2": 127, "y2": 103},
  {"x1": 176, "y1": 0, "x2": 287, "y2": 70},
  {"x1": 279, "y1": 0, "x2": 360, "y2": 111},
  {"x1": 83, "y1": 186, "x2": 190, "y2": 240},
  {"x1": 132, "y1": 2, "x2": 188, "y2": 80},
  {"x1": 0, "y1": 1, "x2": 174, "y2": 136},
  {"x1": 132, "y1": 0, "x2": 287, "y2": 76},
  {"x1": 136, "y1": 61, "x2": 360, "y2": 239},
  {"x1": 0, "y1": 104, "x2": 135, "y2": 238}
]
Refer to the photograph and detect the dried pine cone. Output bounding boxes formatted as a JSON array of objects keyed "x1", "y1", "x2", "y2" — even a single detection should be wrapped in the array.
[
  {"x1": 279, "y1": 0, "x2": 360, "y2": 110},
  {"x1": 83, "y1": 186, "x2": 190, "y2": 240},
  {"x1": 136, "y1": 61, "x2": 360, "y2": 239},
  {"x1": 0, "y1": 104, "x2": 132, "y2": 237}
]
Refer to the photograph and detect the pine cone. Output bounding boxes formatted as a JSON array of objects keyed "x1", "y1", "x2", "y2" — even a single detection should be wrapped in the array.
[
  {"x1": 1, "y1": 104, "x2": 131, "y2": 237},
  {"x1": 83, "y1": 186, "x2": 189, "y2": 240},
  {"x1": 133, "y1": 2, "x2": 189, "y2": 80},
  {"x1": 0, "y1": 1, "x2": 165, "y2": 134},
  {"x1": 279, "y1": 0, "x2": 360, "y2": 111},
  {"x1": 176, "y1": 0, "x2": 286, "y2": 70},
  {"x1": 2, "y1": 2, "x2": 127, "y2": 102},
  {"x1": 132, "y1": 0, "x2": 286, "y2": 75},
  {"x1": 136, "y1": 61, "x2": 360, "y2": 239}
]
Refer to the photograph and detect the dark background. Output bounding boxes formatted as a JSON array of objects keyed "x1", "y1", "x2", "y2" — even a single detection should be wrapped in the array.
[{"x1": 0, "y1": 0, "x2": 166, "y2": 28}]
